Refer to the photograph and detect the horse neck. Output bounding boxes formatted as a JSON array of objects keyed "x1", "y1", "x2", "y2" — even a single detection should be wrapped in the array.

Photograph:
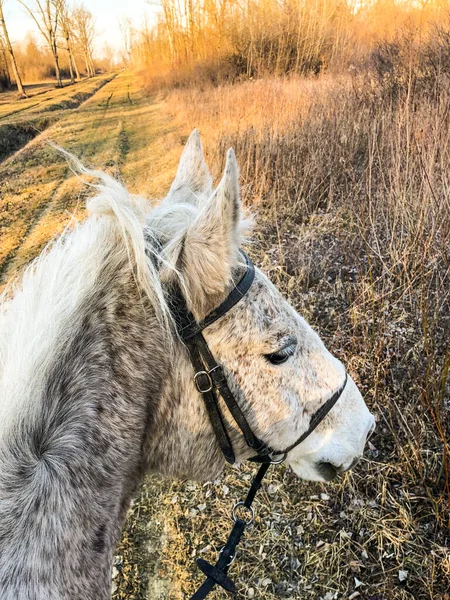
[{"x1": 0, "y1": 265, "x2": 169, "y2": 599}]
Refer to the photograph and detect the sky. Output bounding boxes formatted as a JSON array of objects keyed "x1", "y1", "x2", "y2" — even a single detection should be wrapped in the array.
[{"x1": 3, "y1": 0, "x2": 158, "y2": 57}]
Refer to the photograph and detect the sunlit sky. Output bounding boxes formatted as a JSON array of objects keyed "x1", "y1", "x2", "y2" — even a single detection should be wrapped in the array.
[{"x1": 4, "y1": 0, "x2": 158, "y2": 57}]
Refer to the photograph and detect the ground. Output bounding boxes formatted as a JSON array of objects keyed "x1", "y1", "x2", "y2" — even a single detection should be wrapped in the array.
[
  {"x1": 0, "y1": 73, "x2": 181, "y2": 284},
  {"x1": 0, "y1": 72, "x2": 448, "y2": 600}
]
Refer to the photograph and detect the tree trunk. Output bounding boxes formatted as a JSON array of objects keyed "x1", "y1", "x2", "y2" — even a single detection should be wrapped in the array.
[
  {"x1": 52, "y1": 49, "x2": 63, "y2": 86},
  {"x1": 161, "y1": 1, "x2": 176, "y2": 65},
  {"x1": 0, "y1": 46, "x2": 11, "y2": 90},
  {"x1": 88, "y1": 52, "x2": 95, "y2": 76},
  {"x1": 65, "y1": 34, "x2": 74, "y2": 83},
  {"x1": 50, "y1": 31, "x2": 63, "y2": 87},
  {"x1": 0, "y1": 4, "x2": 26, "y2": 96},
  {"x1": 68, "y1": 40, "x2": 80, "y2": 80},
  {"x1": 67, "y1": 51, "x2": 74, "y2": 83},
  {"x1": 84, "y1": 52, "x2": 91, "y2": 77}
]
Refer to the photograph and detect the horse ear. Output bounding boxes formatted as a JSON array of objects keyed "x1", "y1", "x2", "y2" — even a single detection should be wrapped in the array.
[
  {"x1": 166, "y1": 129, "x2": 213, "y2": 205},
  {"x1": 166, "y1": 148, "x2": 242, "y2": 317}
]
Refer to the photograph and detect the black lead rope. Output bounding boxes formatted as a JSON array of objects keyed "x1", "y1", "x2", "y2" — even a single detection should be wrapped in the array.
[
  {"x1": 168, "y1": 251, "x2": 348, "y2": 598},
  {"x1": 188, "y1": 375, "x2": 348, "y2": 600},
  {"x1": 191, "y1": 463, "x2": 270, "y2": 600}
]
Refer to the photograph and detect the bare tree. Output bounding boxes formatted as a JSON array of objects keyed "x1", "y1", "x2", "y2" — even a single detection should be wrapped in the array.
[
  {"x1": 58, "y1": 0, "x2": 79, "y2": 82},
  {"x1": 102, "y1": 42, "x2": 115, "y2": 72},
  {"x1": 72, "y1": 5, "x2": 95, "y2": 76},
  {"x1": 119, "y1": 16, "x2": 134, "y2": 67},
  {"x1": 159, "y1": 0, "x2": 177, "y2": 64},
  {"x1": 17, "y1": 0, "x2": 63, "y2": 87},
  {"x1": 0, "y1": 0, "x2": 26, "y2": 95}
]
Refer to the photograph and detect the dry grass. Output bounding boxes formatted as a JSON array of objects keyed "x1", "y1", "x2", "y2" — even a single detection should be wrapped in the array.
[
  {"x1": 0, "y1": 75, "x2": 114, "y2": 162},
  {"x1": 138, "y1": 0, "x2": 450, "y2": 89},
  {"x1": 115, "y1": 34, "x2": 450, "y2": 599},
  {"x1": 0, "y1": 72, "x2": 181, "y2": 286}
]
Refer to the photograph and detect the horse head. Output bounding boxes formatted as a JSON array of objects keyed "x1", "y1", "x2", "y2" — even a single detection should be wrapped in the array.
[{"x1": 145, "y1": 129, "x2": 375, "y2": 482}]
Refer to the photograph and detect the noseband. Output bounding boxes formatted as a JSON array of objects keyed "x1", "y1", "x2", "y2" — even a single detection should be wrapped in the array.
[{"x1": 170, "y1": 251, "x2": 348, "y2": 599}]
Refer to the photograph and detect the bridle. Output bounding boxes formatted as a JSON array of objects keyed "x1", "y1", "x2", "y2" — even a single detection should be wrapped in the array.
[{"x1": 169, "y1": 251, "x2": 348, "y2": 599}]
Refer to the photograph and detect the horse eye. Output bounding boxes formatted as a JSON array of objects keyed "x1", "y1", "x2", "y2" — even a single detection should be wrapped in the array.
[{"x1": 265, "y1": 342, "x2": 297, "y2": 365}]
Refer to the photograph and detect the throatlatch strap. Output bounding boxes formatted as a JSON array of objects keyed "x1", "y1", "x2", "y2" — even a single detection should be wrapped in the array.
[
  {"x1": 193, "y1": 333, "x2": 272, "y2": 456},
  {"x1": 185, "y1": 338, "x2": 236, "y2": 464}
]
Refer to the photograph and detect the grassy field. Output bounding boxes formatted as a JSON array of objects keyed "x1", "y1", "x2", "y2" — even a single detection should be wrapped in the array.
[
  {"x1": 0, "y1": 69, "x2": 449, "y2": 600},
  {"x1": 0, "y1": 72, "x2": 183, "y2": 285},
  {"x1": 0, "y1": 75, "x2": 116, "y2": 162}
]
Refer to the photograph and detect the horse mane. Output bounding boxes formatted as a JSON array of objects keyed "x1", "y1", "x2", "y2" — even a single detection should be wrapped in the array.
[
  {"x1": 0, "y1": 148, "x2": 251, "y2": 438},
  {"x1": 0, "y1": 158, "x2": 176, "y2": 436}
]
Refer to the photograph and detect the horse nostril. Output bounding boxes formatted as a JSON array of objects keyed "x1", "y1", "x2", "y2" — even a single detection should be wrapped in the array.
[{"x1": 317, "y1": 462, "x2": 339, "y2": 481}]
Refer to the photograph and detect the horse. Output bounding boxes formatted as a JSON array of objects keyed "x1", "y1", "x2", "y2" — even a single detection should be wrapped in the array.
[{"x1": 0, "y1": 130, "x2": 375, "y2": 599}]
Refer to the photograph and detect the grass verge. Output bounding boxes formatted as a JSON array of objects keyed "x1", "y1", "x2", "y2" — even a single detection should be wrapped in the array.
[{"x1": 0, "y1": 75, "x2": 115, "y2": 162}]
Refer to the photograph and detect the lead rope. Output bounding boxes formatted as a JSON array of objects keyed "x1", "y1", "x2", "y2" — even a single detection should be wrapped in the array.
[{"x1": 190, "y1": 463, "x2": 271, "y2": 599}]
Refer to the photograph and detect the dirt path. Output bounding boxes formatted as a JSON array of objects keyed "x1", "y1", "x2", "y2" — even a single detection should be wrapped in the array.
[
  {"x1": 0, "y1": 75, "x2": 116, "y2": 162},
  {"x1": 0, "y1": 75, "x2": 113, "y2": 122},
  {"x1": 0, "y1": 72, "x2": 182, "y2": 286}
]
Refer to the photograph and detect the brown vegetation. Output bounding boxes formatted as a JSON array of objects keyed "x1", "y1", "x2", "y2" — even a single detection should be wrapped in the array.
[
  {"x1": 114, "y1": 10, "x2": 450, "y2": 599},
  {"x1": 133, "y1": 0, "x2": 450, "y2": 88}
]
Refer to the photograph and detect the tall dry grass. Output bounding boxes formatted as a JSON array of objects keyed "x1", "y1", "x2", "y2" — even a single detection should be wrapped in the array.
[
  {"x1": 163, "y1": 23, "x2": 450, "y2": 531},
  {"x1": 138, "y1": 0, "x2": 450, "y2": 88}
]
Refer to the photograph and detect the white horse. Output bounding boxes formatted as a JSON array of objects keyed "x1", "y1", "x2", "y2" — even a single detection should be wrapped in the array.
[{"x1": 0, "y1": 130, "x2": 375, "y2": 599}]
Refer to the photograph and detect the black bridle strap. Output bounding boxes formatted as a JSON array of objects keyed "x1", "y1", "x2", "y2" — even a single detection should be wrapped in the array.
[
  {"x1": 249, "y1": 372, "x2": 349, "y2": 463},
  {"x1": 171, "y1": 250, "x2": 348, "y2": 465},
  {"x1": 191, "y1": 333, "x2": 273, "y2": 457},
  {"x1": 179, "y1": 252, "x2": 255, "y2": 341},
  {"x1": 184, "y1": 338, "x2": 237, "y2": 464},
  {"x1": 282, "y1": 372, "x2": 348, "y2": 454}
]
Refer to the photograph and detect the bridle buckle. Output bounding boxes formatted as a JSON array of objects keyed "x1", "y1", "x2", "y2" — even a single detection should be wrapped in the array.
[
  {"x1": 194, "y1": 370, "x2": 214, "y2": 393},
  {"x1": 269, "y1": 451, "x2": 287, "y2": 465}
]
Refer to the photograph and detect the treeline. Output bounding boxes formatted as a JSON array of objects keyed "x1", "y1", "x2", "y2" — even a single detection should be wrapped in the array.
[
  {"x1": 0, "y1": 0, "x2": 99, "y2": 95},
  {"x1": 125, "y1": 0, "x2": 450, "y2": 88},
  {"x1": 2, "y1": 32, "x2": 101, "y2": 83}
]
